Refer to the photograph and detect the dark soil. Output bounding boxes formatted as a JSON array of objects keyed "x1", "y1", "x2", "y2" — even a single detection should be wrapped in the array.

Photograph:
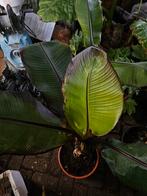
[
  {"x1": 122, "y1": 126, "x2": 147, "y2": 143},
  {"x1": 119, "y1": 88, "x2": 147, "y2": 144},
  {"x1": 59, "y1": 140, "x2": 98, "y2": 177},
  {"x1": 133, "y1": 89, "x2": 147, "y2": 126}
]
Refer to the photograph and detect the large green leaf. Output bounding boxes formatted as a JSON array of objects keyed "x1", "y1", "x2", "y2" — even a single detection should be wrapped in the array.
[
  {"x1": 0, "y1": 91, "x2": 70, "y2": 154},
  {"x1": 38, "y1": 0, "x2": 76, "y2": 22},
  {"x1": 102, "y1": 139, "x2": 147, "y2": 193},
  {"x1": 21, "y1": 41, "x2": 72, "y2": 117},
  {"x1": 75, "y1": 0, "x2": 103, "y2": 46},
  {"x1": 112, "y1": 61, "x2": 147, "y2": 87},
  {"x1": 130, "y1": 19, "x2": 147, "y2": 50},
  {"x1": 63, "y1": 46, "x2": 123, "y2": 138}
]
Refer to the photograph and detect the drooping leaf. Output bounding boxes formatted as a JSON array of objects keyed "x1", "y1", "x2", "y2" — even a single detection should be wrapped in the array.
[
  {"x1": 112, "y1": 61, "x2": 147, "y2": 87},
  {"x1": 63, "y1": 46, "x2": 123, "y2": 138},
  {"x1": 130, "y1": 19, "x2": 147, "y2": 50},
  {"x1": 102, "y1": 139, "x2": 147, "y2": 193},
  {"x1": 38, "y1": 0, "x2": 76, "y2": 22},
  {"x1": 75, "y1": 0, "x2": 103, "y2": 46},
  {"x1": 21, "y1": 41, "x2": 72, "y2": 117},
  {"x1": 132, "y1": 45, "x2": 147, "y2": 61},
  {"x1": 0, "y1": 91, "x2": 70, "y2": 154}
]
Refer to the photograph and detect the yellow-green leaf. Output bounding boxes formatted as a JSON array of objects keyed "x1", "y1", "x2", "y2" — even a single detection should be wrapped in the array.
[{"x1": 63, "y1": 46, "x2": 123, "y2": 138}]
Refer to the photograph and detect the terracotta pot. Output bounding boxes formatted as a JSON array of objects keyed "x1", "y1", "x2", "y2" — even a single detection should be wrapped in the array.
[{"x1": 58, "y1": 146, "x2": 99, "y2": 180}]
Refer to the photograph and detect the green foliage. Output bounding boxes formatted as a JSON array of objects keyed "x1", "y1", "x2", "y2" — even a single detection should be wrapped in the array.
[
  {"x1": 75, "y1": 0, "x2": 103, "y2": 46},
  {"x1": 0, "y1": 92, "x2": 70, "y2": 153},
  {"x1": 108, "y1": 47, "x2": 133, "y2": 62},
  {"x1": 123, "y1": 98, "x2": 137, "y2": 116},
  {"x1": 20, "y1": 43, "x2": 123, "y2": 150},
  {"x1": 122, "y1": 86, "x2": 139, "y2": 116},
  {"x1": 130, "y1": 19, "x2": 147, "y2": 50},
  {"x1": 38, "y1": 0, "x2": 103, "y2": 47},
  {"x1": 38, "y1": 0, "x2": 76, "y2": 22},
  {"x1": 102, "y1": 139, "x2": 147, "y2": 193},
  {"x1": 112, "y1": 61, "x2": 147, "y2": 87},
  {"x1": 21, "y1": 41, "x2": 72, "y2": 117},
  {"x1": 69, "y1": 30, "x2": 83, "y2": 56},
  {"x1": 63, "y1": 46, "x2": 123, "y2": 137},
  {"x1": 1, "y1": 2, "x2": 147, "y2": 185},
  {"x1": 132, "y1": 45, "x2": 147, "y2": 61}
]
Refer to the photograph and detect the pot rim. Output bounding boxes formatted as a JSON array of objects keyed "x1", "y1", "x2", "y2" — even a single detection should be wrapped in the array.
[{"x1": 58, "y1": 146, "x2": 99, "y2": 180}]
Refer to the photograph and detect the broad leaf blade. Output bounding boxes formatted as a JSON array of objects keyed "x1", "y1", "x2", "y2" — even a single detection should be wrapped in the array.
[
  {"x1": 102, "y1": 139, "x2": 147, "y2": 193},
  {"x1": 21, "y1": 41, "x2": 72, "y2": 116},
  {"x1": 38, "y1": 0, "x2": 76, "y2": 22},
  {"x1": 63, "y1": 46, "x2": 123, "y2": 137},
  {"x1": 112, "y1": 61, "x2": 147, "y2": 87},
  {"x1": 75, "y1": 0, "x2": 103, "y2": 46},
  {"x1": 0, "y1": 91, "x2": 70, "y2": 154}
]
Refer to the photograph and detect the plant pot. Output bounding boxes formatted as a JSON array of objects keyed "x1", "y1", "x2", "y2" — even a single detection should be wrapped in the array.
[{"x1": 58, "y1": 142, "x2": 99, "y2": 180}]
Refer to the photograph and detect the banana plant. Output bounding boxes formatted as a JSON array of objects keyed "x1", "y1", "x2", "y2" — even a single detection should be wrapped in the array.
[
  {"x1": 38, "y1": 0, "x2": 103, "y2": 47},
  {"x1": 0, "y1": 41, "x2": 123, "y2": 154},
  {"x1": 75, "y1": 0, "x2": 103, "y2": 46},
  {"x1": 38, "y1": 0, "x2": 76, "y2": 22}
]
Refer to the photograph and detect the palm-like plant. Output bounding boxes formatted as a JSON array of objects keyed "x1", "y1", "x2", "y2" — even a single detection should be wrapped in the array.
[
  {"x1": 22, "y1": 40, "x2": 123, "y2": 146},
  {"x1": 0, "y1": 40, "x2": 123, "y2": 177},
  {"x1": 0, "y1": 0, "x2": 124, "y2": 178}
]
